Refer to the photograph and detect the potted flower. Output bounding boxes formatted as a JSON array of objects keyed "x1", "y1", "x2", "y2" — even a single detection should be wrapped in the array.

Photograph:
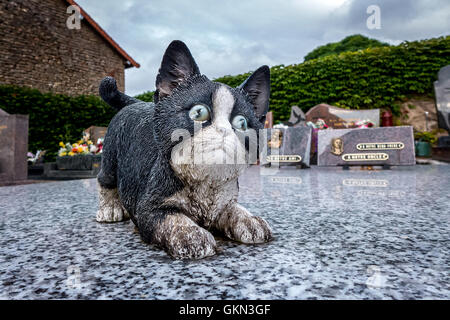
[
  {"x1": 414, "y1": 131, "x2": 436, "y2": 157},
  {"x1": 355, "y1": 119, "x2": 374, "y2": 128}
]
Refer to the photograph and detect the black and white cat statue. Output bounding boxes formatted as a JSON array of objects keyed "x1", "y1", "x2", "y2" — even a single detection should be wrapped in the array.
[{"x1": 96, "y1": 40, "x2": 273, "y2": 259}]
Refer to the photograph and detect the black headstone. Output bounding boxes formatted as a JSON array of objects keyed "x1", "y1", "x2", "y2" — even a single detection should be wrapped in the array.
[
  {"x1": 260, "y1": 126, "x2": 312, "y2": 167},
  {"x1": 317, "y1": 126, "x2": 415, "y2": 166},
  {"x1": 434, "y1": 65, "x2": 450, "y2": 134},
  {"x1": 433, "y1": 64, "x2": 450, "y2": 155},
  {"x1": 284, "y1": 106, "x2": 306, "y2": 127}
]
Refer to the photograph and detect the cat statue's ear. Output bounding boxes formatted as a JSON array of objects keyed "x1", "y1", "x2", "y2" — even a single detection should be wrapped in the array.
[
  {"x1": 239, "y1": 65, "x2": 270, "y2": 124},
  {"x1": 154, "y1": 40, "x2": 201, "y2": 103}
]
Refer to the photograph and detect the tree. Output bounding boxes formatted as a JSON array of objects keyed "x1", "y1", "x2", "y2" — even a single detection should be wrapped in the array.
[{"x1": 304, "y1": 34, "x2": 390, "y2": 61}]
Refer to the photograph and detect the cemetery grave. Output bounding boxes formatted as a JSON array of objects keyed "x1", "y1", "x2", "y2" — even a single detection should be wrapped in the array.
[
  {"x1": 35, "y1": 126, "x2": 106, "y2": 180},
  {"x1": 0, "y1": 108, "x2": 29, "y2": 185},
  {"x1": 260, "y1": 126, "x2": 312, "y2": 168},
  {"x1": 317, "y1": 126, "x2": 416, "y2": 167}
]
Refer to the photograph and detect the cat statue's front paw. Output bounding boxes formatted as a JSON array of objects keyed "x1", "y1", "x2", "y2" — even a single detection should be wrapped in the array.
[
  {"x1": 218, "y1": 204, "x2": 273, "y2": 244},
  {"x1": 165, "y1": 225, "x2": 217, "y2": 260},
  {"x1": 96, "y1": 187, "x2": 130, "y2": 222},
  {"x1": 231, "y1": 215, "x2": 273, "y2": 244}
]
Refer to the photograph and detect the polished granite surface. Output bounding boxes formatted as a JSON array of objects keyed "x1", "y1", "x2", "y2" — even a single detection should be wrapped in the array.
[{"x1": 0, "y1": 165, "x2": 449, "y2": 299}]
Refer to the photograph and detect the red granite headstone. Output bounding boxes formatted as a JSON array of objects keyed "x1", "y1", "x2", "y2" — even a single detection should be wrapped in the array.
[
  {"x1": 264, "y1": 112, "x2": 273, "y2": 129},
  {"x1": 0, "y1": 109, "x2": 29, "y2": 182},
  {"x1": 83, "y1": 126, "x2": 108, "y2": 144},
  {"x1": 306, "y1": 103, "x2": 380, "y2": 129}
]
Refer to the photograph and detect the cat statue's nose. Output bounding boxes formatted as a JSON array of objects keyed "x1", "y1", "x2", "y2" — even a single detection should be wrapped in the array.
[{"x1": 217, "y1": 126, "x2": 232, "y2": 137}]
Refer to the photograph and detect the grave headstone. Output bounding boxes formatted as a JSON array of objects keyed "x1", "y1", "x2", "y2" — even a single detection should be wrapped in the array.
[
  {"x1": 260, "y1": 126, "x2": 312, "y2": 167},
  {"x1": 83, "y1": 126, "x2": 107, "y2": 144},
  {"x1": 264, "y1": 111, "x2": 273, "y2": 128},
  {"x1": 284, "y1": 106, "x2": 306, "y2": 127},
  {"x1": 432, "y1": 65, "x2": 450, "y2": 162},
  {"x1": 317, "y1": 126, "x2": 415, "y2": 166},
  {"x1": 434, "y1": 65, "x2": 450, "y2": 134},
  {"x1": 306, "y1": 103, "x2": 380, "y2": 129},
  {"x1": 0, "y1": 109, "x2": 29, "y2": 182}
]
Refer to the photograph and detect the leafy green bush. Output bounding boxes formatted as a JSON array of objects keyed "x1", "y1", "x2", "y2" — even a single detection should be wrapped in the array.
[
  {"x1": 216, "y1": 36, "x2": 450, "y2": 122},
  {"x1": 303, "y1": 34, "x2": 390, "y2": 61},
  {"x1": 0, "y1": 85, "x2": 116, "y2": 161},
  {"x1": 134, "y1": 91, "x2": 154, "y2": 102},
  {"x1": 414, "y1": 131, "x2": 438, "y2": 145}
]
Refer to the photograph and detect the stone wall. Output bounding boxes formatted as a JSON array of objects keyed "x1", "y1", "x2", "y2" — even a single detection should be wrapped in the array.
[
  {"x1": 399, "y1": 96, "x2": 438, "y2": 132},
  {"x1": 0, "y1": 0, "x2": 126, "y2": 96}
]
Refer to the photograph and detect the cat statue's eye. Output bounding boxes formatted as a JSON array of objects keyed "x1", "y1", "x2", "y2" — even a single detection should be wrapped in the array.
[
  {"x1": 189, "y1": 104, "x2": 211, "y2": 122},
  {"x1": 231, "y1": 115, "x2": 248, "y2": 131}
]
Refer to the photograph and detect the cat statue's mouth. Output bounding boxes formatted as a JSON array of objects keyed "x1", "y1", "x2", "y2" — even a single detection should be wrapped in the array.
[{"x1": 170, "y1": 133, "x2": 249, "y2": 184}]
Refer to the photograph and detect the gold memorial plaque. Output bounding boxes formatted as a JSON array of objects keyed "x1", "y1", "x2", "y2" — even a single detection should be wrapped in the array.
[
  {"x1": 356, "y1": 142, "x2": 404, "y2": 151},
  {"x1": 331, "y1": 138, "x2": 344, "y2": 155},
  {"x1": 266, "y1": 155, "x2": 302, "y2": 162},
  {"x1": 267, "y1": 129, "x2": 283, "y2": 149},
  {"x1": 341, "y1": 153, "x2": 389, "y2": 161}
]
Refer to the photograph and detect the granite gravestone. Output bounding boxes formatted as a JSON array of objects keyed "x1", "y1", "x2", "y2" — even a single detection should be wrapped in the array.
[
  {"x1": 317, "y1": 126, "x2": 415, "y2": 167},
  {"x1": 284, "y1": 106, "x2": 306, "y2": 127},
  {"x1": 260, "y1": 126, "x2": 312, "y2": 167},
  {"x1": 83, "y1": 126, "x2": 107, "y2": 144},
  {"x1": 434, "y1": 65, "x2": 450, "y2": 145},
  {"x1": 264, "y1": 111, "x2": 273, "y2": 128},
  {"x1": 306, "y1": 103, "x2": 380, "y2": 129},
  {"x1": 0, "y1": 108, "x2": 29, "y2": 182}
]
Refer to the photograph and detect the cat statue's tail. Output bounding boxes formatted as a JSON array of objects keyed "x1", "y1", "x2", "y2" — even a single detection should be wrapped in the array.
[{"x1": 99, "y1": 76, "x2": 139, "y2": 111}]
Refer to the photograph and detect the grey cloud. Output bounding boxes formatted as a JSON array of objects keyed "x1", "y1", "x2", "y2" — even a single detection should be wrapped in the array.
[
  {"x1": 331, "y1": 0, "x2": 450, "y2": 41},
  {"x1": 76, "y1": 0, "x2": 450, "y2": 96}
]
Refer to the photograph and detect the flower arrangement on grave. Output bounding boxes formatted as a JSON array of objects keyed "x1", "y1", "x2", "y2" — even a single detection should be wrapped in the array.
[
  {"x1": 57, "y1": 137, "x2": 103, "y2": 157},
  {"x1": 307, "y1": 118, "x2": 328, "y2": 129},
  {"x1": 307, "y1": 118, "x2": 328, "y2": 155},
  {"x1": 355, "y1": 119, "x2": 374, "y2": 128},
  {"x1": 273, "y1": 123, "x2": 289, "y2": 129},
  {"x1": 27, "y1": 150, "x2": 46, "y2": 164}
]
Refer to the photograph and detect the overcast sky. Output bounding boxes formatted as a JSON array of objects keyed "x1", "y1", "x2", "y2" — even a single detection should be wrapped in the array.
[{"x1": 76, "y1": 0, "x2": 450, "y2": 96}]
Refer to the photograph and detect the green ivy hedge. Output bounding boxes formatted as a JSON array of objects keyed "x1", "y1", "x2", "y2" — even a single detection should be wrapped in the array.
[
  {"x1": 0, "y1": 85, "x2": 116, "y2": 161},
  {"x1": 216, "y1": 36, "x2": 450, "y2": 122},
  {"x1": 134, "y1": 91, "x2": 154, "y2": 102}
]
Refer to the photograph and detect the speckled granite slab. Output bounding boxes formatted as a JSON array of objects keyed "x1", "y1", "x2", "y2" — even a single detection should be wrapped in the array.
[
  {"x1": 260, "y1": 127, "x2": 312, "y2": 167},
  {"x1": 317, "y1": 126, "x2": 415, "y2": 166},
  {"x1": 0, "y1": 165, "x2": 449, "y2": 299}
]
